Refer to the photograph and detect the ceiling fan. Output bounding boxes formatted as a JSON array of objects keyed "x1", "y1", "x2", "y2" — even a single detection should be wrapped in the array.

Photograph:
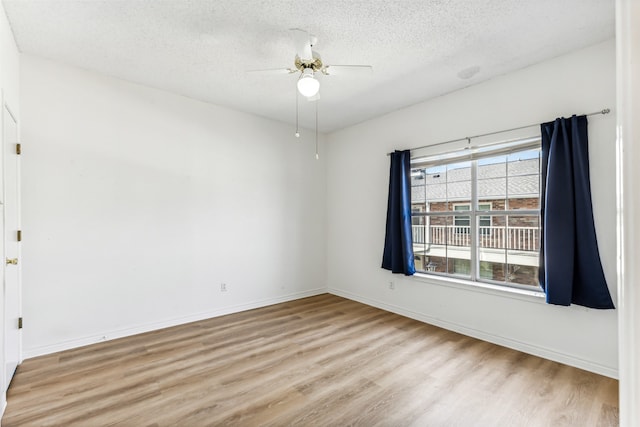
[
  {"x1": 248, "y1": 28, "x2": 373, "y2": 100},
  {"x1": 248, "y1": 29, "x2": 372, "y2": 159}
]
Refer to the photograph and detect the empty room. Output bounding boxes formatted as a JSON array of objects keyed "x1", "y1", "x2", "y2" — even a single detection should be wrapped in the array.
[{"x1": 0, "y1": 0, "x2": 638, "y2": 426}]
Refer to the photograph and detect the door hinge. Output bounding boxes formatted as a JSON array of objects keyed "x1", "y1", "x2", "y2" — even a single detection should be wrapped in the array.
[
  {"x1": 17, "y1": 230, "x2": 22, "y2": 242},
  {"x1": 16, "y1": 143, "x2": 21, "y2": 155},
  {"x1": 18, "y1": 317, "x2": 23, "y2": 329}
]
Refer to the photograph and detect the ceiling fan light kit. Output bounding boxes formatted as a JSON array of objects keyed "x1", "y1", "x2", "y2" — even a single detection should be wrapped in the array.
[{"x1": 297, "y1": 68, "x2": 320, "y2": 97}]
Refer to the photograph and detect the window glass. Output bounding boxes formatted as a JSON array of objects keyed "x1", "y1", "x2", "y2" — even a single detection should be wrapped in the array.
[
  {"x1": 507, "y1": 149, "x2": 540, "y2": 210},
  {"x1": 410, "y1": 143, "x2": 541, "y2": 290},
  {"x1": 478, "y1": 155, "x2": 506, "y2": 207}
]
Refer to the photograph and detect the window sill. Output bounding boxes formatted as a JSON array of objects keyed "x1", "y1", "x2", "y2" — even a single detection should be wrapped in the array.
[{"x1": 411, "y1": 272, "x2": 546, "y2": 304}]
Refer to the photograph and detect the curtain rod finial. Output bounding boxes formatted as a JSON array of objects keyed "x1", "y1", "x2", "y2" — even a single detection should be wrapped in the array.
[{"x1": 602, "y1": 108, "x2": 611, "y2": 114}]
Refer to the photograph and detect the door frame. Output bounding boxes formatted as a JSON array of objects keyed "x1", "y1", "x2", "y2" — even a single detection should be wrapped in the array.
[{"x1": 2, "y1": 92, "x2": 22, "y2": 396}]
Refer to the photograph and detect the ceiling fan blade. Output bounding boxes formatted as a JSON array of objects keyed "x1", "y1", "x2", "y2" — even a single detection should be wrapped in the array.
[
  {"x1": 289, "y1": 28, "x2": 313, "y2": 61},
  {"x1": 323, "y1": 65, "x2": 373, "y2": 75},
  {"x1": 246, "y1": 68, "x2": 298, "y2": 75}
]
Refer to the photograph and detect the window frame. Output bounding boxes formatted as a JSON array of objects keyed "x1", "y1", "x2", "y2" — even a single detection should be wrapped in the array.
[{"x1": 410, "y1": 139, "x2": 542, "y2": 291}]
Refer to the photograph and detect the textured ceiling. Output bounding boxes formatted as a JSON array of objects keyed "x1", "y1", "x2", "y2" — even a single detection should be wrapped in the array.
[{"x1": 2, "y1": 0, "x2": 614, "y2": 133}]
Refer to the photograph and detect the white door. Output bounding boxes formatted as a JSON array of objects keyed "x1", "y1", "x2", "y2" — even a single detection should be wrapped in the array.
[{"x1": 3, "y1": 103, "x2": 20, "y2": 390}]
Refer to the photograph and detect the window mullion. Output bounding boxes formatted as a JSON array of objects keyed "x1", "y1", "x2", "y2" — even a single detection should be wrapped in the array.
[{"x1": 470, "y1": 160, "x2": 478, "y2": 281}]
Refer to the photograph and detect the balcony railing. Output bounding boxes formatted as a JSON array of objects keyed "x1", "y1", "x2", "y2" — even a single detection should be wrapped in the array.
[{"x1": 412, "y1": 225, "x2": 539, "y2": 251}]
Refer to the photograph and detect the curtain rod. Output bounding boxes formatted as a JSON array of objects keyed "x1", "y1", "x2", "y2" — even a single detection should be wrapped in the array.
[{"x1": 386, "y1": 108, "x2": 611, "y2": 156}]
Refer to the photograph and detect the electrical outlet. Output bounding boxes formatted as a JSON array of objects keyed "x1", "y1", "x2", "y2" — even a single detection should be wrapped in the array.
[
  {"x1": 220, "y1": 283, "x2": 227, "y2": 292},
  {"x1": 389, "y1": 281, "x2": 395, "y2": 290}
]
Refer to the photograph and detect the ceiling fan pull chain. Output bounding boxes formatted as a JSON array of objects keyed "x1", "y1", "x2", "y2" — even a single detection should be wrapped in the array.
[
  {"x1": 295, "y1": 86, "x2": 300, "y2": 138},
  {"x1": 315, "y1": 100, "x2": 319, "y2": 160}
]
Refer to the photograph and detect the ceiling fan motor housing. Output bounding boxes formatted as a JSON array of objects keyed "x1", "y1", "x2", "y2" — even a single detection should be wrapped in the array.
[{"x1": 295, "y1": 52, "x2": 323, "y2": 72}]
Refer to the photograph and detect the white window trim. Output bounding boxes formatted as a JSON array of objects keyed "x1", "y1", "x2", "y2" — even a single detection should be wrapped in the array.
[{"x1": 412, "y1": 271, "x2": 545, "y2": 302}]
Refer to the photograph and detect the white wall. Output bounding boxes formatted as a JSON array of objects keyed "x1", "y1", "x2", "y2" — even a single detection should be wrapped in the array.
[
  {"x1": 20, "y1": 55, "x2": 326, "y2": 357},
  {"x1": 0, "y1": 10, "x2": 18, "y2": 112},
  {"x1": 326, "y1": 40, "x2": 619, "y2": 377}
]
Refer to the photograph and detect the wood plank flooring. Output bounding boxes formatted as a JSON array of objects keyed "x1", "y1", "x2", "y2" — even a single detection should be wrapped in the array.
[{"x1": 2, "y1": 294, "x2": 618, "y2": 426}]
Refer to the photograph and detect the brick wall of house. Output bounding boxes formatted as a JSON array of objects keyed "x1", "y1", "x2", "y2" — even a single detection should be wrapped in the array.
[{"x1": 414, "y1": 198, "x2": 538, "y2": 216}]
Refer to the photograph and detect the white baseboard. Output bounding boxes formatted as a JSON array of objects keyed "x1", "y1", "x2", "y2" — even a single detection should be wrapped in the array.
[
  {"x1": 1, "y1": 391, "x2": 6, "y2": 422},
  {"x1": 23, "y1": 288, "x2": 327, "y2": 360},
  {"x1": 329, "y1": 288, "x2": 618, "y2": 379}
]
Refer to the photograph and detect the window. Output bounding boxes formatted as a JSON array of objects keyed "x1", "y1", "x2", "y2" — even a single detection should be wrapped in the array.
[
  {"x1": 454, "y1": 203, "x2": 491, "y2": 233},
  {"x1": 453, "y1": 204, "x2": 471, "y2": 228},
  {"x1": 410, "y1": 141, "x2": 541, "y2": 289}
]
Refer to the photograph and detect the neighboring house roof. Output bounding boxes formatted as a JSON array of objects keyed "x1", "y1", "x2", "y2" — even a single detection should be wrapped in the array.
[{"x1": 411, "y1": 158, "x2": 539, "y2": 202}]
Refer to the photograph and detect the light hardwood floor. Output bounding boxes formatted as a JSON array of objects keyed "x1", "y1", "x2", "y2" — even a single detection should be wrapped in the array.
[{"x1": 2, "y1": 294, "x2": 618, "y2": 426}]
